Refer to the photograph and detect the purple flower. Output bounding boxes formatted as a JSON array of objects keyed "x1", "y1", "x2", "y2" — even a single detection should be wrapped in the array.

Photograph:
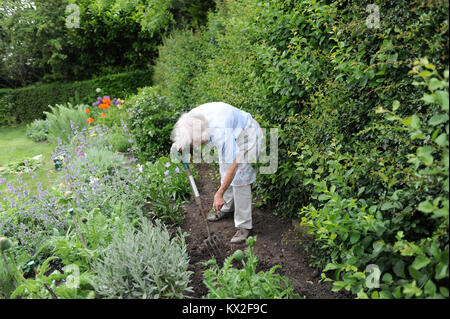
[
  {"x1": 164, "y1": 170, "x2": 170, "y2": 176},
  {"x1": 165, "y1": 162, "x2": 171, "y2": 168},
  {"x1": 175, "y1": 167, "x2": 180, "y2": 173}
]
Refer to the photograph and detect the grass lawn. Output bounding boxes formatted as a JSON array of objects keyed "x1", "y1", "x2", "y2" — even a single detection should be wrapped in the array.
[{"x1": 0, "y1": 125, "x2": 60, "y2": 195}]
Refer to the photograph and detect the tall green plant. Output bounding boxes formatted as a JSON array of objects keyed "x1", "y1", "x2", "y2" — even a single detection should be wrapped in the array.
[
  {"x1": 202, "y1": 237, "x2": 301, "y2": 299},
  {"x1": 44, "y1": 103, "x2": 89, "y2": 144},
  {"x1": 300, "y1": 62, "x2": 449, "y2": 299}
]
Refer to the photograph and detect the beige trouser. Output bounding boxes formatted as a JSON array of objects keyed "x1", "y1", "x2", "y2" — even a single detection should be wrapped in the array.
[{"x1": 221, "y1": 184, "x2": 252, "y2": 230}]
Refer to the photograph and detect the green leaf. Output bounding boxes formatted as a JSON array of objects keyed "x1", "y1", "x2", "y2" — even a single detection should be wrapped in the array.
[
  {"x1": 381, "y1": 202, "x2": 395, "y2": 211},
  {"x1": 434, "y1": 133, "x2": 448, "y2": 147},
  {"x1": 412, "y1": 256, "x2": 431, "y2": 270},
  {"x1": 440, "y1": 286, "x2": 449, "y2": 298},
  {"x1": 402, "y1": 280, "x2": 422, "y2": 297},
  {"x1": 393, "y1": 260, "x2": 405, "y2": 278},
  {"x1": 422, "y1": 94, "x2": 436, "y2": 104},
  {"x1": 428, "y1": 78, "x2": 444, "y2": 91},
  {"x1": 318, "y1": 194, "x2": 331, "y2": 201},
  {"x1": 331, "y1": 280, "x2": 346, "y2": 292},
  {"x1": 418, "y1": 70, "x2": 433, "y2": 78},
  {"x1": 418, "y1": 200, "x2": 434, "y2": 213},
  {"x1": 382, "y1": 273, "x2": 393, "y2": 284},
  {"x1": 408, "y1": 265, "x2": 425, "y2": 281},
  {"x1": 424, "y1": 280, "x2": 436, "y2": 297},
  {"x1": 350, "y1": 232, "x2": 360, "y2": 244},
  {"x1": 434, "y1": 90, "x2": 449, "y2": 111},
  {"x1": 410, "y1": 114, "x2": 421, "y2": 129},
  {"x1": 428, "y1": 113, "x2": 449, "y2": 126},
  {"x1": 416, "y1": 146, "x2": 435, "y2": 166},
  {"x1": 392, "y1": 100, "x2": 400, "y2": 111},
  {"x1": 435, "y1": 262, "x2": 448, "y2": 280}
]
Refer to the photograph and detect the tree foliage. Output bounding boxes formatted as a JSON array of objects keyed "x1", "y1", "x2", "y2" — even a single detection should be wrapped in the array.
[{"x1": 0, "y1": 0, "x2": 215, "y2": 88}]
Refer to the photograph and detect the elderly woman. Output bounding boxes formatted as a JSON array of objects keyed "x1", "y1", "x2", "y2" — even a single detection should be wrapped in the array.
[{"x1": 171, "y1": 102, "x2": 262, "y2": 244}]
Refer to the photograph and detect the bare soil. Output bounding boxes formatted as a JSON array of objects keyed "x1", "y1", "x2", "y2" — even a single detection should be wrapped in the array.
[{"x1": 181, "y1": 163, "x2": 352, "y2": 299}]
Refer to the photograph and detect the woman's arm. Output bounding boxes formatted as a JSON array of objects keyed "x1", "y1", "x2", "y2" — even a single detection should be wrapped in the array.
[{"x1": 213, "y1": 160, "x2": 238, "y2": 211}]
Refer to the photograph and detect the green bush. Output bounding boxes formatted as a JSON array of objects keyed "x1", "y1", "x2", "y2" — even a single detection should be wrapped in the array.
[
  {"x1": 44, "y1": 103, "x2": 90, "y2": 144},
  {"x1": 0, "y1": 69, "x2": 153, "y2": 125},
  {"x1": 202, "y1": 237, "x2": 301, "y2": 299},
  {"x1": 127, "y1": 86, "x2": 182, "y2": 161},
  {"x1": 109, "y1": 131, "x2": 133, "y2": 153},
  {"x1": 152, "y1": 0, "x2": 449, "y2": 299},
  {"x1": 140, "y1": 157, "x2": 192, "y2": 225},
  {"x1": 0, "y1": 94, "x2": 15, "y2": 126},
  {"x1": 68, "y1": 146, "x2": 130, "y2": 183},
  {"x1": 92, "y1": 219, "x2": 193, "y2": 299},
  {"x1": 26, "y1": 119, "x2": 49, "y2": 142},
  {"x1": 153, "y1": 29, "x2": 209, "y2": 109},
  {"x1": 300, "y1": 64, "x2": 449, "y2": 298}
]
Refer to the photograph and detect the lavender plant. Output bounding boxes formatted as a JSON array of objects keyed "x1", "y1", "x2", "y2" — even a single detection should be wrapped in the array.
[{"x1": 0, "y1": 176, "x2": 68, "y2": 253}]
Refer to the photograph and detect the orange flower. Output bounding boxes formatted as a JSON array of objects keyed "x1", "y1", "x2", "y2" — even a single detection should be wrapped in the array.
[
  {"x1": 101, "y1": 113, "x2": 106, "y2": 117},
  {"x1": 85, "y1": 108, "x2": 90, "y2": 114},
  {"x1": 98, "y1": 103, "x2": 106, "y2": 109},
  {"x1": 87, "y1": 118, "x2": 94, "y2": 124},
  {"x1": 102, "y1": 97, "x2": 111, "y2": 105}
]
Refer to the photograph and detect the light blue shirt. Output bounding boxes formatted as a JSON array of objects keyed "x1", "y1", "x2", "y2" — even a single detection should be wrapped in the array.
[{"x1": 189, "y1": 102, "x2": 256, "y2": 186}]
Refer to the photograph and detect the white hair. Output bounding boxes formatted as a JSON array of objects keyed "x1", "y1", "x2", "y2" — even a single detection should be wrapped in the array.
[{"x1": 171, "y1": 112, "x2": 210, "y2": 150}]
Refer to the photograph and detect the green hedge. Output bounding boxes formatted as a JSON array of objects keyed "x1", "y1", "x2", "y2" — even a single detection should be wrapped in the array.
[
  {"x1": 148, "y1": 0, "x2": 449, "y2": 298},
  {"x1": 0, "y1": 69, "x2": 153, "y2": 125}
]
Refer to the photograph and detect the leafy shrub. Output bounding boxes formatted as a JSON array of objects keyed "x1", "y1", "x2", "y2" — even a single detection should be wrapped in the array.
[
  {"x1": 58, "y1": 136, "x2": 146, "y2": 220},
  {"x1": 0, "y1": 176, "x2": 68, "y2": 253},
  {"x1": 300, "y1": 64, "x2": 449, "y2": 299},
  {"x1": 0, "y1": 94, "x2": 15, "y2": 126},
  {"x1": 0, "y1": 241, "x2": 19, "y2": 299},
  {"x1": 0, "y1": 69, "x2": 153, "y2": 125},
  {"x1": 153, "y1": 0, "x2": 449, "y2": 218},
  {"x1": 92, "y1": 219, "x2": 193, "y2": 299},
  {"x1": 140, "y1": 157, "x2": 192, "y2": 225},
  {"x1": 127, "y1": 87, "x2": 181, "y2": 161},
  {"x1": 10, "y1": 256, "x2": 96, "y2": 299},
  {"x1": 202, "y1": 237, "x2": 300, "y2": 299},
  {"x1": 109, "y1": 131, "x2": 133, "y2": 153},
  {"x1": 152, "y1": 0, "x2": 448, "y2": 299},
  {"x1": 26, "y1": 119, "x2": 49, "y2": 142},
  {"x1": 45, "y1": 103, "x2": 90, "y2": 144},
  {"x1": 0, "y1": 155, "x2": 43, "y2": 175},
  {"x1": 68, "y1": 146, "x2": 129, "y2": 183},
  {"x1": 153, "y1": 29, "x2": 209, "y2": 108}
]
